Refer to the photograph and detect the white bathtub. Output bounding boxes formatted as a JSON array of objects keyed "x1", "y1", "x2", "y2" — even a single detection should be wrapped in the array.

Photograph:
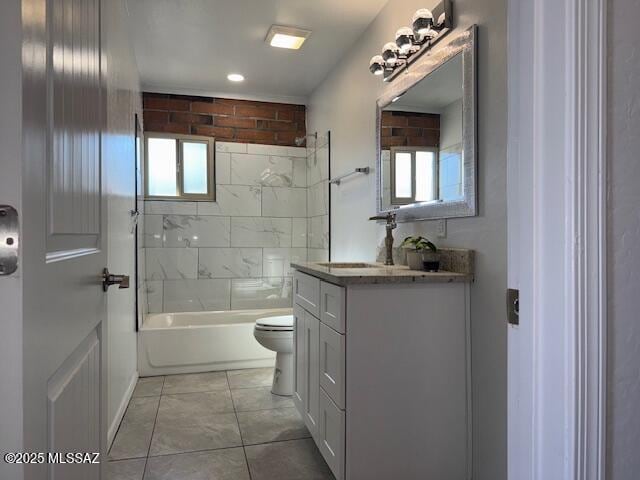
[{"x1": 138, "y1": 308, "x2": 292, "y2": 376}]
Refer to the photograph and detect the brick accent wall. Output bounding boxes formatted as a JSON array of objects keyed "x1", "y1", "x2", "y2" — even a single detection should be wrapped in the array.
[
  {"x1": 143, "y1": 93, "x2": 306, "y2": 147},
  {"x1": 380, "y1": 110, "x2": 440, "y2": 148}
]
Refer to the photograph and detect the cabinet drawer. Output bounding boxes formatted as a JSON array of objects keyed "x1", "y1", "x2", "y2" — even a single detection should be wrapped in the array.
[
  {"x1": 320, "y1": 281, "x2": 346, "y2": 333},
  {"x1": 319, "y1": 388, "x2": 345, "y2": 480},
  {"x1": 319, "y1": 323, "x2": 345, "y2": 409},
  {"x1": 294, "y1": 271, "x2": 320, "y2": 317}
]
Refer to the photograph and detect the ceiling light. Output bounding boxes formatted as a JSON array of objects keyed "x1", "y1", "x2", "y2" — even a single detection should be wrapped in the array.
[
  {"x1": 227, "y1": 73, "x2": 244, "y2": 82},
  {"x1": 265, "y1": 25, "x2": 311, "y2": 50}
]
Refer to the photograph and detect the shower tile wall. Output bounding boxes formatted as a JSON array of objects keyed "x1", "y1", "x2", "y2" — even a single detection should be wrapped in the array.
[
  {"x1": 144, "y1": 142, "x2": 309, "y2": 313},
  {"x1": 306, "y1": 134, "x2": 330, "y2": 262}
]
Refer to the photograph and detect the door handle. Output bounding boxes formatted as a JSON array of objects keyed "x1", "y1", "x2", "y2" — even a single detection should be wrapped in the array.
[{"x1": 102, "y1": 268, "x2": 130, "y2": 292}]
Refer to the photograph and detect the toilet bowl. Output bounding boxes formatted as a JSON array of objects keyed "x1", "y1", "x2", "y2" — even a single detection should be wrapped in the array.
[{"x1": 253, "y1": 315, "x2": 294, "y2": 396}]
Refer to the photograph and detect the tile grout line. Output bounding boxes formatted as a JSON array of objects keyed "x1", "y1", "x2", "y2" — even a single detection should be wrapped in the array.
[
  {"x1": 141, "y1": 376, "x2": 165, "y2": 478},
  {"x1": 228, "y1": 370, "x2": 255, "y2": 480},
  {"x1": 142, "y1": 435, "x2": 315, "y2": 461}
]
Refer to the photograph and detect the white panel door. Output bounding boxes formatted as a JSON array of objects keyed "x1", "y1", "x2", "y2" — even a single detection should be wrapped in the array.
[{"x1": 21, "y1": 0, "x2": 109, "y2": 478}]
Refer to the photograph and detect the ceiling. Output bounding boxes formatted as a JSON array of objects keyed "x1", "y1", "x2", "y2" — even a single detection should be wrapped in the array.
[
  {"x1": 391, "y1": 54, "x2": 463, "y2": 112},
  {"x1": 126, "y1": 0, "x2": 389, "y2": 103}
]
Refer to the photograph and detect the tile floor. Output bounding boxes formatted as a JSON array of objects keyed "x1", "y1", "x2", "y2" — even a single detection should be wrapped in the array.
[{"x1": 107, "y1": 368, "x2": 335, "y2": 480}]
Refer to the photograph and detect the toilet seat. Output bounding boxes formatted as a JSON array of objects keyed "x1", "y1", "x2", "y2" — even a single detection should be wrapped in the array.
[{"x1": 255, "y1": 315, "x2": 294, "y2": 332}]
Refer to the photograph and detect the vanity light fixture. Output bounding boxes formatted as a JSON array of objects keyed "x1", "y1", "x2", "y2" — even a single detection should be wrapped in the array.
[
  {"x1": 227, "y1": 73, "x2": 245, "y2": 82},
  {"x1": 369, "y1": 1, "x2": 453, "y2": 82},
  {"x1": 265, "y1": 25, "x2": 311, "y2": 50}
]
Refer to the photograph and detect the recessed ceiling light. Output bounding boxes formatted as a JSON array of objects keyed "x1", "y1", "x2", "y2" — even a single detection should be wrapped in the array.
[
  {"x1": 265, "y1": 25, "x2": 311, "y2": 50},
  {"x1": 227, "y1": 73, "x2": 245, "y2": 82}
]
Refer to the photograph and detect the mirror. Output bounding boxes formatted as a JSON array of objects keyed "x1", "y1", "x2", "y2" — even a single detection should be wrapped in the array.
[{"x1": 376, "y1": 26, "x2": 476, "y2": 220}]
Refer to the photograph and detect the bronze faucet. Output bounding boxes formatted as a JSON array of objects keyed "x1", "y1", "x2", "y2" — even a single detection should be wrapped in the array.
[{"x1": 369, "y1": 212, "x2": 397, "y2": 265}]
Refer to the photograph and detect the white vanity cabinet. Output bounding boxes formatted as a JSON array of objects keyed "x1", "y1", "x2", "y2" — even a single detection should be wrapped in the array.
[{"x1": 292, "y1": 266, "x2": 472, "y2": 480}]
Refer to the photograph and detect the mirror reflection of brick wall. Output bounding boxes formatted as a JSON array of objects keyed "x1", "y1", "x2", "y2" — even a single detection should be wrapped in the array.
[{"x1": 380, "y1": 110, "x2": 440, "y2": 148}]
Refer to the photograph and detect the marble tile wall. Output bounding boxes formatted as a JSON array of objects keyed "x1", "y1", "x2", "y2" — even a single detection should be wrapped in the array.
[
  {"x1": 306, "y1": 134, "x2": 330, "y2": 262},
  {"x1": 143, "y1": 142, "x2": 309, "y2": 313}
]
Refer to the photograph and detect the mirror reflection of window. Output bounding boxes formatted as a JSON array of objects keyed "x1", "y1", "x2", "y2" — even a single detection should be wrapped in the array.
[
  {"x1": 394, "y1": 152, "x2": 413, "y2": 199},
  {"x1": 390, "y1": 147, "x2": 438, "y2": 205}
]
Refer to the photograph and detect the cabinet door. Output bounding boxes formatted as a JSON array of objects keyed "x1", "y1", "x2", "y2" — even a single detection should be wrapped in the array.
[
  {"x1": 293, "y1": 303, "x2": 306, "y2": 414},
  {"x1": 320, "y1": 281, "x2": 346, "y2": 333},
  {"x1": 319, "y1": 323, "x2": 346, "y2": 409},
  {"x1": 304, "y1": 313, "x2": 321, "y2": 439},
  {"x1": 319, "y1": 388, "x2": 346, "y2": 480}
]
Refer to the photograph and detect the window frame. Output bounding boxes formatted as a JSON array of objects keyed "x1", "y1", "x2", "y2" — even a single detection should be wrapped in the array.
[
  {"x1": 389, "y1": 146, "x2": 439, "y2": 205},
  {"x1": 144, "y1": 132, "x2": 216, "y2": 201}
]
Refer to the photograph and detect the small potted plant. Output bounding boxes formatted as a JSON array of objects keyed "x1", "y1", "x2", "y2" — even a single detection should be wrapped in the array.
[{"x1": 401, "y1": 236, "x2": 440, "y2": 271}]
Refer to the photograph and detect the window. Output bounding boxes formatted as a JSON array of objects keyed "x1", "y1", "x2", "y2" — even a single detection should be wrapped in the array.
[
  {"x1": 145, "y1": 133, "x2": 215, "y2": 201},
  {"x1": 390, "y1": 146, "x2": 438, "y2": 205}
]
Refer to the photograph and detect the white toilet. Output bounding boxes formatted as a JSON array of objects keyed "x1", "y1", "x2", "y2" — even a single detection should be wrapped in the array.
[{"x1": 253, "y1": 315, "x2": 294, "y2": 396}]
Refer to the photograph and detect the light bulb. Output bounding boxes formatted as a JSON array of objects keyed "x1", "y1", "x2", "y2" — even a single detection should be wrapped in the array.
[
  {"x1": 412, "y1": 8, "x2": 434, "y2": 36},
  {"x1": 382, "y1": 42, "x2": 400, "y2": 66},
  {"x1": 369, "y1": 55, "x2": 385, "y2": 75},
  {"x1": 395, "y1": 27, "x2": 414, "y2": 54}
]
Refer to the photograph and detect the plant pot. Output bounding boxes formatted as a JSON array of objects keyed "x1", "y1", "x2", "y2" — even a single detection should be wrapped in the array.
[
  {"x1": 422, "y1": 251, "x2": 441, "y2": 272},
  {"x1": 406, "y1": 250, "x2": 424, "y2": 271}
]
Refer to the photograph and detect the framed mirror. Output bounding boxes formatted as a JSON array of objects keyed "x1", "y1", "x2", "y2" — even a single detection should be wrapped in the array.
[{"x1": 376, "y1": 26, "x2": 477, "y2": 221}]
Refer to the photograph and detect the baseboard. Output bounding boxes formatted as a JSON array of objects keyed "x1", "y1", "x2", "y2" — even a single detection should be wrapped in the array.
[
  {"x1": 138, "y1": 358, "x2": 275, "y2": 377},
  {"x1": 107, "y1": 371, "x2": 139, "y2": 449}
]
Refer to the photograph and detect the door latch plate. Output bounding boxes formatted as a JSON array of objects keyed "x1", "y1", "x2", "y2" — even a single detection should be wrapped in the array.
[
  {"x1": 507, "y1": 288, "x2": 520, "y2": 325},
  {"x1": 0, "y1": 205, "x2": 19, "y2": 276}
]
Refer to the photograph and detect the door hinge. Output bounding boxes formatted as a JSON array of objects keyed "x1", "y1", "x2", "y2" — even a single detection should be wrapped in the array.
[
  {"x1": 507, "y1": 288, "x2": 519, "y2": 325},
  {"x1": 0, "y1": 205, "x2": 19, "y2": 276}
]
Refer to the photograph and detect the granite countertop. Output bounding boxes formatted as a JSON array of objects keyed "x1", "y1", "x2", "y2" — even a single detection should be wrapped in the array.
[{"x1": 291, "y1": 262, "x2": 474, "y2": 286}]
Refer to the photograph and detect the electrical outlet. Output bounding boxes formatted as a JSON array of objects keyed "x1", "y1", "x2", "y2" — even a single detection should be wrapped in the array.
[{"x1": 436, "y1": 219, "x2": 447, "y2": 238}]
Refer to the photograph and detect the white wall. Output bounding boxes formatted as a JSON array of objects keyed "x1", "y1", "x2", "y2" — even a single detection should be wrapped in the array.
[
  {"x1": 103, "y1": 0, "x2": 143, "y2": 445},
  {"x1": 439, "y1": 98, "x2": 463, "y2": 150},
  {"x1": 607, "y1": 0, "x2": 640, "y2": 477},
  {"x1": 306, "y1": 0, "x2": 507, "y2": 478},
  {"x1": 0, "y1": 1, "x2": 23, "y2": 479}
]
